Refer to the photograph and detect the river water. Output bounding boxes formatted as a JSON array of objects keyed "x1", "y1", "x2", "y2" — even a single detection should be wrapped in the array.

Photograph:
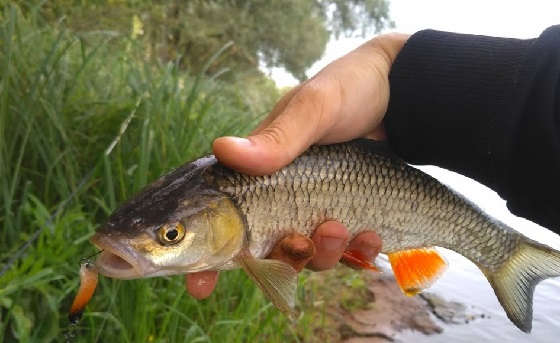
[{"x1": 396, "y1": 166, "x2": 560, "y2": 342}]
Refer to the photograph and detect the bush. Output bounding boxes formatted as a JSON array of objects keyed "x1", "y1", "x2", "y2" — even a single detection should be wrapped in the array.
[{"x1": 0, "y1": 5, "x2": 311, "y2": 342}]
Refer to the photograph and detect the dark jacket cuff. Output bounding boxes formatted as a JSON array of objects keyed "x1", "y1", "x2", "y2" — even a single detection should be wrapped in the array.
[
  {"x1": 384, "y1": 27, "x2": 560, "y2": 231},
  {"x1": 384, "y1": 29, "x2": 534, "y2": 191}
]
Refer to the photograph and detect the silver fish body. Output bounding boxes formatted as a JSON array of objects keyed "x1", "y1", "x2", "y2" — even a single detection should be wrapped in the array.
[
  {"x1": 92, "y1": 139, "x2": 560, "y2": 333},
  {"x1": 210, "y1": 140, "x2": 518, "y2": 273}
]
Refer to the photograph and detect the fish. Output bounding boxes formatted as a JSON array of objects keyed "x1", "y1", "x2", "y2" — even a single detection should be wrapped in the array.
[{"x1": 90, "y1": 139, "x2": 560, "y2": 333}]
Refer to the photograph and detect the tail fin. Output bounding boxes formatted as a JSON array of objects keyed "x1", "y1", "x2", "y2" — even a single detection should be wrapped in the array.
[{"x1": 484, "y1": 239, "x2": 560, "y2": 333}]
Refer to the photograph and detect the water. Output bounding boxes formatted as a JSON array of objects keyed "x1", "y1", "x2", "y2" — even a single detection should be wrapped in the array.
[{"x1": 397, "y1": 166, "x2": 560, "y2": 342}]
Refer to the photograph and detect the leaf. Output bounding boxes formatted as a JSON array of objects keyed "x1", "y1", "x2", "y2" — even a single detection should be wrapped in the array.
[
  {"x1": 11, "y1": 305, "x2": 32, "y2": 341},
  {"x1": 0, "y1": 296, "x2": 13, "y2": 308}
]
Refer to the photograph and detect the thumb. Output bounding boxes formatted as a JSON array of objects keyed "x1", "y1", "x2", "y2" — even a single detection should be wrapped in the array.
[{"x1": 213, "y1": 84, "x2": 333, "y2": 175}]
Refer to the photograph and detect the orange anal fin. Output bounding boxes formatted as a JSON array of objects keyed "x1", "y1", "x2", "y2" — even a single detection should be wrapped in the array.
[
  {"x1": 342, "y1": 250, "x2": 380, "y2": 272},
  {"x1": 69, "y1": 262, "x2": 99, "y2": 323},
  {"x1": 388, "y1": 247, "x2": 447, "y2": 296}
]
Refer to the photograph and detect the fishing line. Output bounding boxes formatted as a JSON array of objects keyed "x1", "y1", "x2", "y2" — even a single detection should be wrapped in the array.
[{"x1": 79, "y1": 250, "x2": 103, "y2": 265}]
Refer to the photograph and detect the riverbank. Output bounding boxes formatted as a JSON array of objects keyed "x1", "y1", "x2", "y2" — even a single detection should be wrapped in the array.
[{"x1": 300, "y1": 264, "x2": 485, "y2": 342}]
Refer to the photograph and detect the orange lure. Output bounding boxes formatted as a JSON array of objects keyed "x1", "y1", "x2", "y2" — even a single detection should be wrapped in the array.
[{"x1": 69, "y1": 262, "x2": 99, "y2": 323}]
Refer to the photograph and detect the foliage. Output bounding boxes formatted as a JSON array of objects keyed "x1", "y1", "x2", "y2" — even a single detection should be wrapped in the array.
[
  {"x1": 0, "y1": 2, "x2": 392, "y2": 341},
  {"x1": 10, "y1": 0, "x2": 392, "y2": 81},
  {"x1": 0, "y1": 5, "x2": 291, "y2": 342}
]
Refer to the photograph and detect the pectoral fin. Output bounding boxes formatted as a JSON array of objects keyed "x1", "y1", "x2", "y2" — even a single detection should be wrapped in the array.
[
  {"x1": 236, "y1": 249, "x2": 298, "y2": 317},
  {"x1": 342, "y1": 250, "x2": 380, "y2": 272},
  {"x1": 388, "y1": 247, "x2": 447, "y2": 296}
]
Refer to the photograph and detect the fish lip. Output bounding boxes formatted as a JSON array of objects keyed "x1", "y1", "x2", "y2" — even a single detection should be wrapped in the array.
[{"x1": 90, "y1": 232, "x2": 155, "y2": 279}]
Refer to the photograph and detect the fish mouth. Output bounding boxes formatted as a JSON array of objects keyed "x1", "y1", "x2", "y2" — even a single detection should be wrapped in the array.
[{"x1": 90, "y1": 232, "x2": 155, "y2": 279}]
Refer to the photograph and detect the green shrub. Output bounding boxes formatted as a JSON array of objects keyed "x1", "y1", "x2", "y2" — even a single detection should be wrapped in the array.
[{"x1": 0, "y1": 5, "x2": 315, "y2": 342}]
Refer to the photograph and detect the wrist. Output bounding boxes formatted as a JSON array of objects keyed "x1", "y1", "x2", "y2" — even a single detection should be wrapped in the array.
[{"x1": 366, "y1": 33, "x2": 410, "y2": 69}]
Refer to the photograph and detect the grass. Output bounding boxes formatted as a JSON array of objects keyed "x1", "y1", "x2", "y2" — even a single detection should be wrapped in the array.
[
  {"x1": 0, "y1": 4, "x2": 296, "y2": 342},
  {"x1": 0, "y1": 5, "x2": 374, "y2": 342}
]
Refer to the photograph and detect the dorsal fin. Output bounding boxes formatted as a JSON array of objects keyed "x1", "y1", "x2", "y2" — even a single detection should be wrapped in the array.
[{"x1": 346, "y1": 138, "x2": 401, "y2": 160}]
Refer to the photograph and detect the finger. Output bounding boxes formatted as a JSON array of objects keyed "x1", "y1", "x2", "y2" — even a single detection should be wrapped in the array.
[
  {"x1": 213, "y1": 79, "x2": 337, "y2": 176},
  {"x1": 342, "y1": 231, "x2": 382, "y2": 270},
  {"x1": 267, "y1": 233, "x2": 315, "y2": 272},
  {"x1": 185, "y1": 271, "x2": 219, "y2": 299},
  {"x1": 251, "y1": 85, "x2": 302, "y2": 135},
  {"x1": 307, "y1": 221, "x2": 349, "y2": 271}
]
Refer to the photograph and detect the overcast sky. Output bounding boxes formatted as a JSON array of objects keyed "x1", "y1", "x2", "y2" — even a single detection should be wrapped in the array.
[
  {"x1": 271, "y1": 0, "x2": 560, "y2": 87},
  {"x1": 269, "y1": 0, "x2": 560, "y2": 247}
]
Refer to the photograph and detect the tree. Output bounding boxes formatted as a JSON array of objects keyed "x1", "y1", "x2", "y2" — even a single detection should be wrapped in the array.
[
  {"x1": 146, "y1": 0, "x2": 392, "y2": 81},
  {"x1": 16, "y1": 0, "x2": 392, "y2": 81}
]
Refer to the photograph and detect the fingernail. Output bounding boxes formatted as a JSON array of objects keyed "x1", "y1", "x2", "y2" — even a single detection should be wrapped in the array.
[
  {"x1": 320, "y1": 236, "x2": 347, "y2": 252},
  {"x1": 196, "y1": 277, "x2": 209, "y2": 287},
  {"x1": 228, "y1": 136, "x2": 252, "y2": 147}
]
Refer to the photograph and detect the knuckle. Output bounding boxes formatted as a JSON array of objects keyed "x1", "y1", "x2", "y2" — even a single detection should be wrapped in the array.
[
  {"x1": 299, "y1": 79, "x2": 325, "y2": 103},
  {"x1": 293, "y1": 79, "x2": 329, "y2": 115},
  {"x1": 258, "y1": 125, "x2": 288, "y2": 147},
  {"x1": 299, "y1": 78, "x2": 340, "y2": 127},
  {"x1": 280, "y1": 235, "x2": 315, "y2": 260}
]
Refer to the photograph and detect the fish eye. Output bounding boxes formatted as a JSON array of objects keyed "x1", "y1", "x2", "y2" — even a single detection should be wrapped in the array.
[{"x1": 158, "y1": 223, "x2": 186, "y2": 245}]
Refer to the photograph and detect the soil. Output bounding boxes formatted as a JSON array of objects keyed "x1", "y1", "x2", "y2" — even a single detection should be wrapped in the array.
[{"x1": 301, "y1": 268, "x2": 485, "y2": 342}]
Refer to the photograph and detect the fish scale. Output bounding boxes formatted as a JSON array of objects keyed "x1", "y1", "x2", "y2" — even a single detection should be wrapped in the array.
[
  {"x1": 91, "y1": 139, "x2": 560, "y2": 333},
  {"x1": 212, "y1": 140, "x2": 519, "y2": 271}
]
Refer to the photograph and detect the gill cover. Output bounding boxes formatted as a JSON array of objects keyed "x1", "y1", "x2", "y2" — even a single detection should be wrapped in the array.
[
  {"x1": 166, "y1": 196, "x2": 245, "y2": 271},
  {"x1": 93, "y1": 156, "x2": 245, "y2": 276}
]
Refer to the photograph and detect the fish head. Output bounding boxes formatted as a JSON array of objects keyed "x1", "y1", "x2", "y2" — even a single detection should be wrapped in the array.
[{"x1": 90, "y1": 156, "x2": 245, "y2": 279}]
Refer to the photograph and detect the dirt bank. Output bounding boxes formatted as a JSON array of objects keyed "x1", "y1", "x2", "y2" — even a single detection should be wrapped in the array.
[{"x1": 300, "y1": 267, "x2": 486, "y2": 342}]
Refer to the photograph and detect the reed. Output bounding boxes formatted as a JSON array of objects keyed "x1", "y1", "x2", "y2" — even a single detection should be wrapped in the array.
[{"x1": 0, "y1": 5, "x2": 323, "y2": 342}]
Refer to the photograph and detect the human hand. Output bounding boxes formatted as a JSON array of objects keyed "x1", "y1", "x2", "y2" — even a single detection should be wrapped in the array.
[
  {"x1": 186, "y1": 224, "x2": 382, "y2": 299},
  {"x1": 212, "y1": 32, "x2": 408, "y2": 175},
  {"x1": 185, "y1": 32, "x2": 408, "y2": 299}
]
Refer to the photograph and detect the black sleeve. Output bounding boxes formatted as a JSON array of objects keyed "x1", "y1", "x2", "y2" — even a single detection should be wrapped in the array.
[{"x1": 384, "y1": 26, "x2": 560, "y2": 233}]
